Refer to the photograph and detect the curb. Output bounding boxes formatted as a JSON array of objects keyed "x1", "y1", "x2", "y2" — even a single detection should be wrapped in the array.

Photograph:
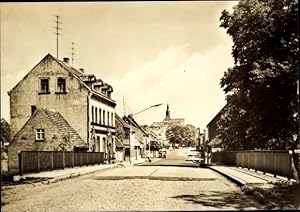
[
  {"x1": 209, "y1": 166, "x2": 246, "y2": 187},
  {"x1": 2, "y1": 165, "x2": 118, "y2": 190}
]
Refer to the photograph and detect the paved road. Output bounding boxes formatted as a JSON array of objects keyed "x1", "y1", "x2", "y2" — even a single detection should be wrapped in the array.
[
  {"x1": 142, "y1": 147, "x2": 200, "y2": 166},
  {"x1": 2, "y1": 148, "x2": 262, "y2": 211}
]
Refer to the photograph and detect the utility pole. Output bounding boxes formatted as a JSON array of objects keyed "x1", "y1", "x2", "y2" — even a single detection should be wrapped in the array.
[
  {"x1": 71, "y1": 42, "x2": 75, "y2": 66},
  {"x1": 55, "y1": 15, "x2": 62, "y2": 59}
]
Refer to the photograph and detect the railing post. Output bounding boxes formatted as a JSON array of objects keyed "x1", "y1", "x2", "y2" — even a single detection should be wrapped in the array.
[
  {"x1": 246, "y1": 152, "x2": 250, "y2": 170},
  {"x1": 263, "y1": 152, "x2": 266, "y2": 174},
  {"x1": 273, "y1": 152, "x2": 277, "y2": 178},
  {"x1": 37, "y1": 151, "x2": 40, "y2": 173},
  {"x1": 51, "y1": 151, "x2": 54, "y2": 170},
  {"x1": 254, "y1": 152, "x2": 257, "y2": 172},
  {"x1": 62, "y1": 151, "x2": 65, "y2": 169}
]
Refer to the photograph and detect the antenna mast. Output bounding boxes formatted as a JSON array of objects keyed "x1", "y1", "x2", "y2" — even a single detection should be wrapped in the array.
[
  {"x1": 55, "y1": 15, "x2": 62, "y2": 59},
  {"x1": 71, "y1": 42, "x2": 75, "y2": 66}
]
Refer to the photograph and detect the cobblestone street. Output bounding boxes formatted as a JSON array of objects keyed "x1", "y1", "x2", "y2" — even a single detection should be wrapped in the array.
[{"x1": 2, "y1": 165, "x2": 261, "y2": 211}]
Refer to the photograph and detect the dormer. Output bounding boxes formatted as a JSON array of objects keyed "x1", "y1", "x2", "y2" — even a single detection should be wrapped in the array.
[
  {"x1": 93, "y1": 79, "x2": 104, "y2": 92},
  {"x1": 79, "y1": 74, "x2": 96, "y2": 88}
]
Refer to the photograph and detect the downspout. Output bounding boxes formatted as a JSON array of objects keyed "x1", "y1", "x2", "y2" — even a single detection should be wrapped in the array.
[{"x1": 87, "y1": 92, "x2": 92, "y2": 151}]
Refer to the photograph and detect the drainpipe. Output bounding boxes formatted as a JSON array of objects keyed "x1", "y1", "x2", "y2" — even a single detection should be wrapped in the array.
[{"x1": 87, "y1": 92, "x2": 92, "y2": 151}]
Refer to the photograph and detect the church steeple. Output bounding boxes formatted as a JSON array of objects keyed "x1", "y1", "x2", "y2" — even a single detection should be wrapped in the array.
[{"x1": 166, "y1": 104, "x2": 170, "y2": 119}]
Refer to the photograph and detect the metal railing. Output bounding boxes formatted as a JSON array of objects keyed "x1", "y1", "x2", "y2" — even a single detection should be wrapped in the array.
[
  {"x1": 19, "y1": 151, "x2": 104, "y2": 175},
  {"x1": 211, "y1": 150, "x2": 295, "y2": 179}
]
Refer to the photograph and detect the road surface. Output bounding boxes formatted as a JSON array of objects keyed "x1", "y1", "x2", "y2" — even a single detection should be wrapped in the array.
[{"x1": 2, "y1": 148, "x2": 262, "y2": 211}]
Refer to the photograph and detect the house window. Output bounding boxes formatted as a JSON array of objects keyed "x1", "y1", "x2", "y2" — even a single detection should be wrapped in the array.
[
  {"x1": 125, "y1": 129, "x2": 130, "y2": 139},
  {"x1": 92, "y1": 106, "x2": 94, "y2": 123},
  {"x1": 39, "y1": 78, "x2": 49, "y2": 94},
  {"x1": 107, "y1": 111, "x2": 110, "y2": 126},
  {"x1": 36, "y1": 129, "x2": 45, "y2": 141},
  {"x1": 99, "y1": 108, "x2": 102, "y2": 125},
  {"x1": 103, "y1": 110, "x2": 105, "y2": 125},
  {"x1": 56, "y1": 77, "x2": 66, "y2": 93},
  {"x1": 111, "y1": 113, "x2": 114, "y2": 127},
  {"x1": 95, "y1": 107, "x2": 98, "y2": 123}
]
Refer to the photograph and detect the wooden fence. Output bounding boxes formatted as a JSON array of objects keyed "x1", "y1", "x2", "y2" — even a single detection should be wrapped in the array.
[
  {"x1": 19, "y1": 151, "x2": 104, "y2": 175},
  {"x1": 211, "y1": 150, "x2": 297, "y2": 179}
]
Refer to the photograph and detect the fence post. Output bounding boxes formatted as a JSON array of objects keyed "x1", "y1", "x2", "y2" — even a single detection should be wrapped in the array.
[
  {"x1": 80, "y1": 152, "x2": 83, "y2": 167},
  {"x1": 62, "y1": 151, "x2": 65, "y2": 169},
  {"x1": 72, "y1": 152, "x2": 75, "y2": 168},
  {"x1": 37, "y1": 151, "x2": 40, "y2": 173},
  {"x1": 51, "y1": 151, "x2": 54, "y2": 170},
  {"x1": 19, "y1": 152, "x2": 24, "y2": 175},
  {"x1": 86, "y1": 153, "x2": 89, "y2": 166}
]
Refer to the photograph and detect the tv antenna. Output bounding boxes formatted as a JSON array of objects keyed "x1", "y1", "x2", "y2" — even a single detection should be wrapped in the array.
[
  {"x1": 71, "y1": 42, "x2": 75, "y2": 66},
  {"x1": 54, "y1": 15, "x2": 62, "y2": 59}
]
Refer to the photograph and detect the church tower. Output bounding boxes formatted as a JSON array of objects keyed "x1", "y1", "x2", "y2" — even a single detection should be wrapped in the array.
[{"x1": 165, "y1": 104, "x2": 171, "y2": 120}]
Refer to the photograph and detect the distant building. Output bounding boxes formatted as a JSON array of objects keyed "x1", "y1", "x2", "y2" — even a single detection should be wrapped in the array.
[
  {"x1": 7, "y1": 53, "x2": 116, "y2": 172},
  {"x1": 150, "y1": 104, "x2": 185, "y2": 144},
  {"x1": 123, "y1": 115, "x2": 148, "y2": 160},
  {"x1": 205, "y1": 104, "x2": 228, "y2": 151},
  {"x1": 1, "y1": 118, "x2": 11, "y2": 173},
  {"x1": 1, "y1": 118, "x2": 11, "y2": 150}
]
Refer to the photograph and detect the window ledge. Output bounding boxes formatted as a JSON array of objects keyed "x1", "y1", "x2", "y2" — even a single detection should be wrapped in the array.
[
  {"x1": 38, "y1": 92, "x2": 50, "y2": 95},
  {"x1": 55, "y1": 91, "x2": 67, "y2": 94}
]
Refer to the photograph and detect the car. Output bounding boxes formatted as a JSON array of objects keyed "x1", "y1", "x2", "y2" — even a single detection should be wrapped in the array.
[{"x1": 186, "y1": 152, "x2": 201, "y2": 163}]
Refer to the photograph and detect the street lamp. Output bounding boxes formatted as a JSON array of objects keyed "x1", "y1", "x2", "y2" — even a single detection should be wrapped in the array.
[
  {"x1": 132, "y1": 103, "x2": 163, "y2": 116},
  {"x1": 129, "y1": 103, "x2": 163, "y2": 161}
]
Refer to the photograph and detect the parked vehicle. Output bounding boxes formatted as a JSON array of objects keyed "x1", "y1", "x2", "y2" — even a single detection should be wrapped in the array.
[
  {"x1": 186, "y1": 151, "x2": 202, "y2": 163},
  {"x1": 159, "y1": 149, "x2": 167, "y2": 158}
]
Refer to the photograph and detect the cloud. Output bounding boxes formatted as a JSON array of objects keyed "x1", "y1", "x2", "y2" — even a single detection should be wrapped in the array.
[{"x1": 111, "y1": 41, "x2": 234, "y2": 130}]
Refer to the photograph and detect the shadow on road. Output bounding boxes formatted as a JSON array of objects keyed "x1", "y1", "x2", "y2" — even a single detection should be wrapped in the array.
[
  {"x1": 137, "y1": 160, "x2": 201, "y2": 168},
  {"x1": 170, "y1": 191, "x2": 260, "y2": 209}
]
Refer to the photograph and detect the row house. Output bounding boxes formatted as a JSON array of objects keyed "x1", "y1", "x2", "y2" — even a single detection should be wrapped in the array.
[
  {"x1": 122, "y1": 115, "x2": 148, "y2": 161},
  {"x1": 7, "y1": 53, "x2": 116, "y2": 173}
]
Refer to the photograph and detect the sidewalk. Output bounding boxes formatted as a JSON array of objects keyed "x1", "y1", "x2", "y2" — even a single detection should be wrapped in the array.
[
  {"x1": 9, "y1": 157, "x2": 157, "y2": 184},
  {"x1": 209, "y1": 165, "x2": 293, "y2": 187}
]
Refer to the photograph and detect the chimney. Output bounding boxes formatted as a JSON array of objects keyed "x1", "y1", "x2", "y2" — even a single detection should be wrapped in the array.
[
  {"x1": 63, "y1": 57, "x2": 70, "y2": 65},
  {"x1": 79, "y1": 68, "x2": 85, "y2": 74}
]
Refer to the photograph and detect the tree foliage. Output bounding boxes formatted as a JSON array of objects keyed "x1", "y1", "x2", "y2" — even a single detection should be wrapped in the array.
[
  {"x1": 166, "y1": 125, "x2": 195, "y2": 147},
  {"x1": 218, "y1": 0, "x2": 299, "y2": 150}
]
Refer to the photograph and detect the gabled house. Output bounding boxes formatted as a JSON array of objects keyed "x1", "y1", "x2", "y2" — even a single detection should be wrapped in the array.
[
  {"x1": 115, "y1": 113, "x2": 131, "y2": 162},
  {"x1": 8, "y1": 108, "x2": 87, "y2": 173},
  {"x1": 7, "y1": 53, "x2": 116, "y2": 169},
  {"x1": 123, "y1": 115, "x2": 148, "y2": 161},
  {"x1": 205, "y1": 104, "x2": 228, "y2": 152}
]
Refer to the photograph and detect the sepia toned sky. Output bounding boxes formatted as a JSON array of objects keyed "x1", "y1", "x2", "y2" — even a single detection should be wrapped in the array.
[{"x1": 0, "y1": 1, "x2": 236, "y2": 131}]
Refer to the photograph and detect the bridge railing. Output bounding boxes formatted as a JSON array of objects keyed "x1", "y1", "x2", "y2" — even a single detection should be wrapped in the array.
[{"x1": 211, "y1": 150, "x2": 296, "y2": 179}]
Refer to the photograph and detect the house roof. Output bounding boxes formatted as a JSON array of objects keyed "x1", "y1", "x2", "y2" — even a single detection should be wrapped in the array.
[
  {"x1": 115, "y1": 113, "x2": 131, "y2": 128},
  {"x1": 8, "y1": 53, "x2": 116, "y2": 105},
  {"x1": 206, "y1": 104, "x2": 228, "y2": 128},
  {"x1": 40, "y1": 108, "x2": 86, "y2": 145},
  {"x1": 123, "y1": 115, "x2": 148, "y2": 135}
]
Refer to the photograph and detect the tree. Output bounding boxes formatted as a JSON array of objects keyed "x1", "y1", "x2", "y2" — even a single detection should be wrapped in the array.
[
  {"x1": 218, "y1": 0, "x2": 299, "y2": 151},
  {"x1": 166, "y1": 126, "x2": 195, "y2": 147}
]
